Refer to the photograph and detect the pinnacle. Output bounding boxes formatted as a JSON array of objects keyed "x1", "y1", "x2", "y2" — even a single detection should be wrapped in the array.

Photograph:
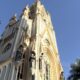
[
  {"x1": 25, "y1": 5, "x2": 29, "y2": 10},
  {"x1": 9, "y1": 14, "x2": 17, "y2": 21},
  {"x1": 35, "y1": 0, "x2": 41, "y2": 5},
  {"x1": 35, "y1": 0, "x2": 40, "y2": 2}
]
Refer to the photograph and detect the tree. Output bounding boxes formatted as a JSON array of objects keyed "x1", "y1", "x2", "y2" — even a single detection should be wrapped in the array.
[{"x1": 67, "y1": 59, "x2": 80, "y2": 80}]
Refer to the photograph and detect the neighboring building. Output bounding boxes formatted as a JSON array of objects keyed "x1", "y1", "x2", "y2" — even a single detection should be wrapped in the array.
[{"x1": 0, "y1": 1, "x2": 63, "y2": 80}]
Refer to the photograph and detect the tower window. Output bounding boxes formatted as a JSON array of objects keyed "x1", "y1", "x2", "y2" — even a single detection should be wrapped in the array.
[
  {"x1": 29, "y1": 51, "x2": 36, "y2": 68},
  {"x1": 3, "y1": 43, "x2": 11, "y2": 53},
  {"x1": 17, "y1": 67, "x2": 20, "y2": 80},
  {"x1": 2, "y1": 31, "x2": 15, "y2": 45},
  {"x1": 39, "y1": 58, "x2": 42, "y2": 70},
  {"x1": 15, "y1": 45, "x2": 24, "y2": 61},
  {"x1": 32, "y1": 75, "x2": 35, "y2": 80},
  {"x1": 45, "y1": 39, "x2": 50, "y2": 45},
  {"x1": 18, "y1": 45, "x2": 24, "y2": 53},
  {"x1": 15, "y1": 50, "x2": 22, "y2": 61},
  {"x1": 39, "y1": 53, "x2": 44, "y2": 70},
  {"x1": 46, "y1": 64, "x2": 50, "y2": 80},
  {"x1": 17, "y1": 65, "x2": 24, "y2": 80}
]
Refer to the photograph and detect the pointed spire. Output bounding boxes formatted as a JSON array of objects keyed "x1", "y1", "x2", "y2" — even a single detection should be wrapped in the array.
[
  {"x1": 35, "y1": 0, "x2": 41, "y2": 4},
  {"x1": 9, "y1": 14, "x2": 17, "y2": 21},
  {"x1": 23, "y1": 5, "x2": 29, "y2": 12},
  {"x1": 25, "y1": 5, "x2": 29, "y2": 10},
  {"x1": 20, "y1": 5, "x2": 30, "y2": 17},
  {"x1": 36, "y1": 0, "x2": 40, "y2": 2},
  {"x1": 8, "y1": 14, "x2": 17, "y2": 26}
]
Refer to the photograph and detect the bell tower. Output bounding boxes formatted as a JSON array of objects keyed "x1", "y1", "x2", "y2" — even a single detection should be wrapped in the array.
[{"x1": 0, "y1": 1, "x2": 63, "y2": 80}]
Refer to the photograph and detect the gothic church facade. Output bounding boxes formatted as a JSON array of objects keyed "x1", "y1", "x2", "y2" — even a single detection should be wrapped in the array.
[{"x1": 0, "y1": 1, "x2": 63, "y2": 80}]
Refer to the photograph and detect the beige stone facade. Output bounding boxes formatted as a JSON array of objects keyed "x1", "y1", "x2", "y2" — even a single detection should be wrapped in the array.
[{"x1": 0, "y1": 1, "x2": 63, "y2": 80}]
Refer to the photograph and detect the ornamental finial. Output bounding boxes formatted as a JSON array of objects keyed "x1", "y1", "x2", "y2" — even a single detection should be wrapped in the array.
[{"x1": 36, "y1": 0, "x2": 40, "y2": 2}]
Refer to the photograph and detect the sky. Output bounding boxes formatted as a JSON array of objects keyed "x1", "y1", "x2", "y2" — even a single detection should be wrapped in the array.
[{"x1": 0, "y1": 0, "x2": 80, "y2": 79}]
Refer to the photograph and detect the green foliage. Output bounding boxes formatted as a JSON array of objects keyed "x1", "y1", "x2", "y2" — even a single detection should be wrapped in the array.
[{"x1": 67, "y1": 59, "x2": 80, "y2": 80}]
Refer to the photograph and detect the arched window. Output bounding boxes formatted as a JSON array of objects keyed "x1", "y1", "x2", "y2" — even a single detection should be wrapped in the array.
[
  {"x1": 45, "y1": 39, "x2": 50, "y2": 45},
  {"x1": 15, "y1": 50, "x2": 22, "y2": 61},
  {"x1": 3, "y1": 43, "x2": 11, "y2": 53},
  {"x1": 39, "y1": 53, "x2": 44, "y2": 70},
  {"x1": 39, "y1": 58, "x2": 42, "y2": 70},
  {"x1": 17, "y1": 63, "x2": 24, "y2": 80},
  {"x1": 15, "y1": 45, "x2": 24, "y2": 61},
  {"x1": 18, "y1": 45, "x2": 24, "y2": 53},
  {"x1": 46, "y1": 63, "x2": 50, "y2": 80},
  {"x1": 29, "y1": 51, "x2": 36, "y2": 68},
  {"x1": 3, "y1": 32, "x2": 15, "y2": 45},
  {"x1": 32, "y1": 74, "x2": 35, "y2": 80}
]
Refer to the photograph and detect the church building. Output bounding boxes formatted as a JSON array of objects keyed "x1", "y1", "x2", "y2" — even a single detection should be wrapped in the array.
[{"x1": 0, "y1": 1, "x2": 63, "y2": 80}]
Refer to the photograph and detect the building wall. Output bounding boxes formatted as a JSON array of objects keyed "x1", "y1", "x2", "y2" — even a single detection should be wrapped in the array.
[{"x1": 0, "y1": 1, "x2": 63, "y2": 80}]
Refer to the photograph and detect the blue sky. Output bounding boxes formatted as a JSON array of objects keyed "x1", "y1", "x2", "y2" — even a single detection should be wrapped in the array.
[{"x1": 0, "y1": 0, "x2": 80, "y2": 79}]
